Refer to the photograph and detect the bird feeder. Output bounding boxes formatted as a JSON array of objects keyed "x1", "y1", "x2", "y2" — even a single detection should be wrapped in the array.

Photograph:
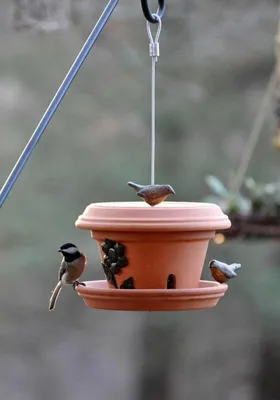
[
  {"x1": 75, "y1": 201, "x2": 231, "y2": 311},
  {"x1": 0, "y1": 0, "x2": 239, "y2": 312}
]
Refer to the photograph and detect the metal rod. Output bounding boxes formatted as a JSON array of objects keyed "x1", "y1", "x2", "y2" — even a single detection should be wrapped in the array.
[{"x1": 0, "y1": 0, "x2": 119, "y2": 208}]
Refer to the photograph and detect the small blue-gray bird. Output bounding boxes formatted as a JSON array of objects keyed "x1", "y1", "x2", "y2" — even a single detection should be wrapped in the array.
[{"x1": 209, "y1": 259, "x2": 241, "y2": 283}]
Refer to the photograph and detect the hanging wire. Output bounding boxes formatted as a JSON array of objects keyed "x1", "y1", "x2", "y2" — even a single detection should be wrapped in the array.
[{"x1": 146, "y1": 14, "x2": 162, "y2": 185}]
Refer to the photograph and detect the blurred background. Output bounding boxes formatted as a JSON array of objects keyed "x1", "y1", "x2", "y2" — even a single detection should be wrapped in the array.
[{"x1": 1, "y1": 0, "x2": 280, "y2": 399}]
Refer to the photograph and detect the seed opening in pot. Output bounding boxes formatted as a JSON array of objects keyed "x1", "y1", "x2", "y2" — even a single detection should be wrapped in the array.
[{"x1": 167, "y1": 274, "x2": 176, "y2": 289}]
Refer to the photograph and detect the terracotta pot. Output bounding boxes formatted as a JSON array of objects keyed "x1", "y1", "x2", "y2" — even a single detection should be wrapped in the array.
[{"x1": 75, "y1": 201, "x2": 230, "y2": 290}]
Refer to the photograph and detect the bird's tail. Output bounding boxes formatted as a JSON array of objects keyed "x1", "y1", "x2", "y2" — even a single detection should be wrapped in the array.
[
  {"x1": 49, "y1": 281, "x2": 62, "y2": 311},
  {"x1": 127, "y1": 181, "x2": 144, "y2": 192},
  {"x1": 232, "y1": 263, "x2": 241, "y2": 271}
]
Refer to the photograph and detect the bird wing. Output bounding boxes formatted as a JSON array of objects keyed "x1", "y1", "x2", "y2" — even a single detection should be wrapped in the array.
[
  {"x1": 222, "y1": 264, "x2": 238, "y2": 278},
  {"x1": 137, "y1": 186, "x2": 156, "y2": 198},
  {"x1": 137, "y1": 189, "x2": 145, "y2": 198},
  {"x1": 212, "y1": 260, "x2": 241, "y2": 278},
  {"x1": 212, "y1": 262, "x2": 236, "y2": 278},
  {"x1": 58, "y1": 260, "x2": 67, "y2": 281}
]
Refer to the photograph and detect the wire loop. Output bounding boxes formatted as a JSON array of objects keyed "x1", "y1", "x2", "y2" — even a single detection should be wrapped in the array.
[{"x1": 146, "y1": 14, "x2": 162, "y2": 44}]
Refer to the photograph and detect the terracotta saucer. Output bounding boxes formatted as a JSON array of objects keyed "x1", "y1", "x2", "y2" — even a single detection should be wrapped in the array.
[{"x1": 75, "y1": 280, "x2": 228, "y2": 311}]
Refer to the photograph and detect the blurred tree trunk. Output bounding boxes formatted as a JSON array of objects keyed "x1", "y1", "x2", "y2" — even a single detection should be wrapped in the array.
[
  {"x1": 257, "y1": 333, "x2": 280, "y2": 400},
  {"x1": 169, "y1": 295, "x2": 261, "y2": 400},
  {"x1": 138, "y1": 316, "x2": 181, "y2": 400},
  {"x1": 137, "y1": 287, "x2": 261, "y2": 400}
]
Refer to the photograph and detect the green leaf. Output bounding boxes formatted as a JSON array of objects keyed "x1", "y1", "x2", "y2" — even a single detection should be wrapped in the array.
[
  {"x1": 243, "y1": 177, "x2": 259, "y2": 198},
  {"x1": 205, "y1": 175, "x2": 229, "y2": 198},
  {"x1": 236, "y1": 195, "x2": 251, "y2": 215},
  {"x1": 264, "y1": 183, "x2": 277, "y2": 196},
  {"x1": 243, "y1": 177, "x2": 256, "y2": 190}
]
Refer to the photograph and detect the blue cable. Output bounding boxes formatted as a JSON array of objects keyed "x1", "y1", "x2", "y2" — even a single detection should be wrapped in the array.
[{"x1": 0, "y1": 0, "x2": 119, "y2": 208}]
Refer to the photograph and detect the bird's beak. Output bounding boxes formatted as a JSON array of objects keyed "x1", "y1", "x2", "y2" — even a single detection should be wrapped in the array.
[
  {"x1": 58, "y1": 249, "x2": 62, "y2": 253},
  {"x1": 170, "y1": 187, "x2": 176, "y2": 194}
]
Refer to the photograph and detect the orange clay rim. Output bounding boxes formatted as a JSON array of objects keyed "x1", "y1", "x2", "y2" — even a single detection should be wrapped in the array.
[
  {"x1": 76, "y1": 280, "x2": 228, "y2": 297},
  {"x1": 75, "y1": 201, "x2": 231, "y2": 232}
]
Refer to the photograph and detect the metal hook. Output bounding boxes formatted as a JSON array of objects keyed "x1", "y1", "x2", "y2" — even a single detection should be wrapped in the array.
[{"x1": 141, "y1": 0, "x2": 165, "y2": 24}]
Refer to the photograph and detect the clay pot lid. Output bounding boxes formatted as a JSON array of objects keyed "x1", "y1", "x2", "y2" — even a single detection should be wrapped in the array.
[
  {"x1": 75, "y1": 201, "x2": 231, "y2": 231},
  {"x1": 76, "y1": 280, "x2": 228, "y2": 311}
]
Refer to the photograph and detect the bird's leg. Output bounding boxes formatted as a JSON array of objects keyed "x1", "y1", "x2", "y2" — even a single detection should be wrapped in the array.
[{"x1": 72, "y1": 280, "x2": 86, "y2": 289}]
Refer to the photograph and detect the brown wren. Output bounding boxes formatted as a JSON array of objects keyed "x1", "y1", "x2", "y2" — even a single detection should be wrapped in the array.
[{"x1": 127, "y1": 181, "x2": 175, "y2": 206}]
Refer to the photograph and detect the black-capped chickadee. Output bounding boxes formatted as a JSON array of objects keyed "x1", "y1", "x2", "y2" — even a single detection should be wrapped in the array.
[{"x1": 49, "y1": 243, "x2": 86, "y2": 311}]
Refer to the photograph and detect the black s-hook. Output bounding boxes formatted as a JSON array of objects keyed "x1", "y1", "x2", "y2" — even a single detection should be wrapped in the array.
[{"x1": 141, "y1": 0, "x2": 165, "y2": 23}]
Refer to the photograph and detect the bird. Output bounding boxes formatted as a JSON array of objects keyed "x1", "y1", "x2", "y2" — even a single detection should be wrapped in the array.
[
  {"x1": 49, "y1": 243, "x2": 86, "y2": 311},
  {"x1": 127, "y1": 181, "x2": 175, "y2": 206},
  {"x1": 209, "y1": 259, "x2": 241, "y2": 283}
]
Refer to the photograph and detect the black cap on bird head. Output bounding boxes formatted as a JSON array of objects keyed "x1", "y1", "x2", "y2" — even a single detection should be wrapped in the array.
[
  {"x1": 209, "y1": 259, "x2": 217, "y2": 268},
  {"x1": 58, "y1": 243, "x2": 82, "y2": 262},
  {"x1": 58, "y1": 243, "x2": 78, "y2": 253}
]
